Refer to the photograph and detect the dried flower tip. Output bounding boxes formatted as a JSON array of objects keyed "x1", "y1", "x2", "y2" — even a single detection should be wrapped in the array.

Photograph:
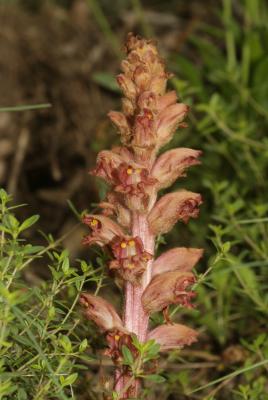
[
  {"x1": 79, "y1": 293, "x2": 125, "y2": 332},
  {"x1": 147, "y1": 324, "x2": 198, "y2": 351},
  {"x1": 152, "y1": 247, "x2": 203, "y2": 277},
  {"x1": 148, "y1": 190, "x2": 202, "y2": 236},
  {"x1": 142, "y1": 271, "x2": 196, "y2": 314}
]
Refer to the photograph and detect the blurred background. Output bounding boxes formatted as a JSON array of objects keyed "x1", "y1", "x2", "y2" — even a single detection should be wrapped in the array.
[{"x1": 1, "y1": 0, "x2": 268, "y2": 398}]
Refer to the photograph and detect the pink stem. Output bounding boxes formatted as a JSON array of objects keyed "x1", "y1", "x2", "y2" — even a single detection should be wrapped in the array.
[{"x1": 115, "y1": 212, "x2": 155, "y2": 398}]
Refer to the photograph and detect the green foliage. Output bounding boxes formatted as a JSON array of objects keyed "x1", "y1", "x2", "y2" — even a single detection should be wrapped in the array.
[
  {"x1": 164, "y1": 0, "x2": 268, "y2": 397},
  {"x1": 0, "y1": 189, "x2": 99, "y2": 399}
]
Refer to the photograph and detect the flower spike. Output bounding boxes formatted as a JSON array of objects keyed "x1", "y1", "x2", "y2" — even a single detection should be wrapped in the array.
[{"x1": 80, "y1": 33, "x2": 203, "y2": 399}]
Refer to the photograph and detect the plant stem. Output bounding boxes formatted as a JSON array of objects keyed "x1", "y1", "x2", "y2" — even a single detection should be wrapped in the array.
[{"x1": 115, "y1": 212, "x2": 155, "y2": 398}]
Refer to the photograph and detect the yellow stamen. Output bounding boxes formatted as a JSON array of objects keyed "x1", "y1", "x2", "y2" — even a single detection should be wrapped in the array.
[
  {"x1": 114, "y1": 335, "x2": 120, "y2": 341},
  {"x1": 136, "y1": 169, "x2": 141, "y2": 174},
  {"x1": 120, "y1": 242, "x2": 127, "y2": 249},
  {"x1": 90, "y1": 219, "x2": 98, "y2": 227},
  {"x1": 128, "y1": 240, "x2": 135, "y2": 247},
  {"x1": 126, "y1": 168, "x2": 133, "y2": 175},
  {"x1": 127, "y1": 264, "x2": 135, "y2": 269}
]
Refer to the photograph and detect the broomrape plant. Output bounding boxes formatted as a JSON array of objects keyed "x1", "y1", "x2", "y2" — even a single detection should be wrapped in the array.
[{"x1": 80, "y1": 34, "x2": 203, "y2": 399}]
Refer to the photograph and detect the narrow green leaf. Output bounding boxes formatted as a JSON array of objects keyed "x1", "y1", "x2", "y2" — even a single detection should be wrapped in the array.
[
  {"x1": 121, "y1": 345, "x2": 134, "y2": 365},
  {"x1": 0, "y1": 104, "x2": 51, "y2": 112},
  {"x1": 19, "y1": 215, "x2": 39, "y2": 233}
]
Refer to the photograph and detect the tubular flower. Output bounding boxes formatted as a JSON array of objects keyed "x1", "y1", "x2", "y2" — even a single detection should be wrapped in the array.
[
  {"x1": 82, "y1": 214, "x2": 124, "y2": 246},
  {"x1": 142, "y1": 271, "x2": 196, "y2": 314},
  {"x1": 152, "y1": 247, "x2": 204, "y2": 277},
  {"x1": 80, "y1": 33, "x2": 204, "y2": 399},
  {"x1": 79, "y1": 293, "x2": 125, "y2": 332},
  {"x1": 148, "y1": 324, "x2": 198, "y2": 351},
  {"x1": 148, "y1": 190, "x2": 202, "y2": 235}
]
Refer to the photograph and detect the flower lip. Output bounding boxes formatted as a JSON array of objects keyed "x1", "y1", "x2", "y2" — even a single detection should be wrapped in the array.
[
  {"x1": 82, "y1": 216, "x2": 101, "y2": 230},
  {"x1": 112, "y1": 236, "x2": 148, "y2": 260}
]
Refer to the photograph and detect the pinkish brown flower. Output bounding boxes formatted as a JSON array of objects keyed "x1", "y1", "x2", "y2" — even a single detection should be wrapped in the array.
[
  {"x1": 82, "y1": 214, "x2": 125, "y2": 246},
  {"x1": 148, "y1": 190, "x2": 202, "y2": 235},
  {"x1": 152, "y1": 247, "x2": 203, "y2": 277},
  {"x1": 110, "y1": 236, "x2": 152, "y2": 283},
  {"x1": 147, "y1": 324, "x2": 198, "y2": 351},
  {"x1": 79, "y1": 293, "x2": 125, "y2": 332},
  {"x1": 92, "y1": 148, "x2": 157, "y2": 211},
  {"x1": 132, "y1": 108, "x2": 156, "y2": 150},
  {"x1": 156, "y1": 103, "x2": 190, "y2": 148},
  {"x1": 142, "y1": 271, "x2": 196, "y2": 314},
  {"x1": 152, "y1": 148, "x2": 201, "y2": 190},
  {"x1": 156, "y1": 90, "x2": 178, "y2": 112}
]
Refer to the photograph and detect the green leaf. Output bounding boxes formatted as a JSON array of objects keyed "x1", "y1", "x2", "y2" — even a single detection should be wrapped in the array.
[
  {"x1": 59, "y1": 373, "x2": 78, "y2": 387},
  {"x1": 62, "y1": 257, "x2": 70, "y2": 274},
  {"x1": 92, "y1": 72, "x2": 120, "y2": 92},
  {"x1": 144, "y1": 374, "x2": 166, "y2": 383},
  {"x1": 79, "y1": 339, "x2": 88, "y2": 352},
  {"x1": 19, "y1": 215, "x2": 40, "y2": 232},
  {"x1": 0, "y1": 104, "x2": 51, "y2": 112},
  {"x1": 59, "y1": 335, "x2": 72, "y2": 353},
  {"x1": 3, "y1": 214, "x2": 19, "y2": 230},
  {"x1": 121, "y1": 345, "x2": 134, "y2": 365}
]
